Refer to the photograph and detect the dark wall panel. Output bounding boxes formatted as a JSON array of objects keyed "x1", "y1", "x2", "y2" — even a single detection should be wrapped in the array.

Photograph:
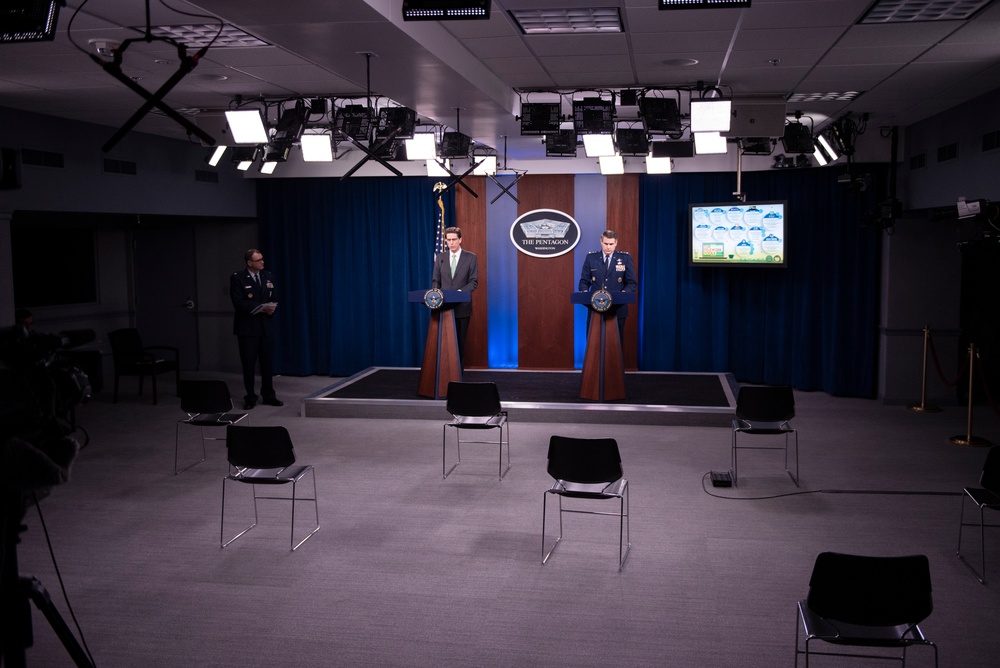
[
  {"x1": 455, "y1": 176, "x2": 488, "y2": 368},
  {"x1": 607, "y1": 174, "x2": 640, "y2": 370}
]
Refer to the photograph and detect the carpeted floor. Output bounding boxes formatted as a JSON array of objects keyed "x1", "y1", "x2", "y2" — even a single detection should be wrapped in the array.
[{"x1": 9, "y1": 372, "x2": 1000, "y2": 667}]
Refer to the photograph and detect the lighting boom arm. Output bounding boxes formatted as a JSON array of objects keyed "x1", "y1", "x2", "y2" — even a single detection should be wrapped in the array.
[{"x1": 94, "y1": 38, "x2": 215, "y2": 152}]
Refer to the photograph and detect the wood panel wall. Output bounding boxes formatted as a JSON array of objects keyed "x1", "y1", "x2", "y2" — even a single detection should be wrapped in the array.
[
  {"x1": 454, "y1": 175, "x2": 488, "y2": 368},
  {"x1": 606, "y1": 174, "x2": 640, "y2": 370},
  {"x1": 516, "y1": 175, "x2": 576, "y2": 369}
]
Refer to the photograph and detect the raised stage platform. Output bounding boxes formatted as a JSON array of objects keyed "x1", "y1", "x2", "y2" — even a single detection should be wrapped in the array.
[{"x1": 302, "y1": 367, "x2": 738, "y2": 426}]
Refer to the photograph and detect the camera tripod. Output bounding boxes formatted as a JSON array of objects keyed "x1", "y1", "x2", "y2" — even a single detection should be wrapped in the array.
[{"x1": 1, "y1": 491, "x2": 95, "y2": 668}]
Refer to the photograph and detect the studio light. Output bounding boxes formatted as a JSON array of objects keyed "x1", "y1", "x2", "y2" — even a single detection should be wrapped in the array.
[
  {"x1": 472, "y1": 154, "x2": 497, "y2": 176},
  {"x1": 402, "y1": 0, "x2": 491, "y2": 21},
  {"x1": 300, "y1": 133, "x2": 333, "y2": 162},
  {"x1": 572, "y1": 98, "x2": 614, "y2": 134},
  {"x1": 519, "y1": 102, "x2": 561, "y2": 135},
  {"x1": 815, "y1": 133, "x2": 840, "y2": 162},
  {"x1": 781, "y1": 121, "x2": 814, "y2": 154},
  {"x1": 259, "y1": 160, "x2": 278, "y2": 175},
  {"x1": 616, "y1": 128, "x2": 650, "y2": 156},
  {"x1": 812, "y1": 145, "x2": 829, "y2": 167},
  {"x1": 272, "y1": 101, "x2": 307, "y2": 145},
  {"x1": 426, "y1": 159, "x2": 451, "y2": 177},
  {"x1": 659, "y1": 0, "x2": 751, "y2": 9},
  {"x1": 439, "y1": 131, "x2": 472, "y2": 159},
  {"x1": 652, "y1": 140, "x2": 694, "y2": 159},
  {"x1": 639, "y1": 97, "x2": 681, "y2": 136},
  {"x1": 230, "y1": 146, "x2": 258, "y2": 171},
  {"x1": 694, "y1": 131, "x2": 728, "y2": 155},
  {"x1": 690, "y1": 99, "x2": 732, "y2": 133},
  {"x1": 334, "y1": 105, "x2": 373, "y2": 140},
  {"x1": 545, "y1": 130, "x2": 578, "y2": 157},
  {"x1": 376, "y1": 107, "x2": 417, "y2": 140},
  {"x1": 646, "y1": 156, "x2": 673, "y2": 174},
  {"x1": 0, "y1": 0, "x2": 61, "y2": 43},
  {"x1": 738, "y1": 137, "x2": 774, "y2": 156},
  {"x1": 207, "y1": 145, "x2": 227, "y2": 167},
  {"x1": 583, "y1": 133, "x2": 616, "y2": 158},
  {"x1": 225, "y1": 109, "x2": 269, "y2": 145},
  {"x1": 599, "y1": 155, "x2": 624, "y2": 175},
  {"x1": 404, "y1": 133, "x2": 437, "y2": 160},
  {"x1": 264, "y1": 143, "x2": 292, "y2": 164}
]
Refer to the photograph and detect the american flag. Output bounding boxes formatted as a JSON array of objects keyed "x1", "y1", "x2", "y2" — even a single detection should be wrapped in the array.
[{"x1": 433, "y1": 182, "x2": 447, "y2": 258}]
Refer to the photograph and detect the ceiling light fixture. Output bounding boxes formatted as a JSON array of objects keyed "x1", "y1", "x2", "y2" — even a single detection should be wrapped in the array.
[
  {"x1": 0, "y1": 0, "x2": 61, "y2": 43},
  {"x1": 207, "y1": 145, "x2": 227, "y2": 167},
  {"x1": 615, "y1": 129, "x2": 650, "y2": 157},
  {"x1": 694, "y1": 132, "x2": 728, "y2": 155},
  {"x1": 646, "y1": 156, "x2": 673, "y2": 174},
  {"x1": 402, "y1": 0, "x2": 491, "y2": 21},
  {"x1": 583, "y1": 134, "x2": 616, "y2": 158},
  {"x1": 510, "y1": 7, "x2": 623, "y2": 34},
  {"x1": 405, "y1": 133, "x2": 438, "y2": 161},
  {"x1": 659, "y1": 0, "x2": 751, "y2": 9},
  {"x1": 599, "y1": 155, "x2": 625, "y2": 175},
  {"x1": 573, "y1": 98, "x2": 614, "y2": 134},
  {"x1": 690, "y1": 100, "x2": 732, "y2": 133}
]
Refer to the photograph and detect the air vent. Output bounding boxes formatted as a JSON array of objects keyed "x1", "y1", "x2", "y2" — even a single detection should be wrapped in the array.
[
  {"x1": 21, "y1": 148, "x2": 64, "y2": 168},
  {"x1": 195, "y1": 169, "x2": 219, "y2": 183},
  {"x1": 983, "y1": 130, "x2": 1000, "y2": 153},
  {"x1": 103, "y1": 158, "x2": 137, "y2": 175},
  {"x1": 936, "y1": 143, "x2": 958, "y2": 163}
]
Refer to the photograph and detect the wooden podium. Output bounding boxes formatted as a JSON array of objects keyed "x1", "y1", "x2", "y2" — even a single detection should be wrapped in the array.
[
  {"x1": 409, "y1": 289, "x2": 471, "y2": 399},
  {"x1": 572, "y1": 291, "x2": 636, "y2": 401}
]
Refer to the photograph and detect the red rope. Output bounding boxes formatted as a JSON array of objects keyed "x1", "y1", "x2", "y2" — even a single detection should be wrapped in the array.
[{"x1": 926, "y1": 332, "x2": 967, "y2": 388}]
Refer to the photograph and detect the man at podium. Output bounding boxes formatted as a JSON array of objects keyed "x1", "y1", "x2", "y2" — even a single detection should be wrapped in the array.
[
  {"x1": 432, "y1": 227, "x2": 478, "y2": 363},
  {"x1": 578, "y1": 230, "x2": 637, "y2": 344}
]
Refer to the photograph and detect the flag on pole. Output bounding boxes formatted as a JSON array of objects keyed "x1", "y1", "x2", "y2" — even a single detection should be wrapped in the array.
[{"x1": 433, "y1": 181, "x2": 447, "y2": 258}]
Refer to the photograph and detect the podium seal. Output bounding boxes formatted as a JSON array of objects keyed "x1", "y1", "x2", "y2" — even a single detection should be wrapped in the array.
[
  {"x1": 423, "y1": 288, "x2": 445, "y2": 309},
  {"x1": 590, "y1": 289, "x2": 613, "y2": 312}
]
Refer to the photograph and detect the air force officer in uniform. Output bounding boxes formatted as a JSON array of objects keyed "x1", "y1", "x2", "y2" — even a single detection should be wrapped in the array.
[
  {"x1": 432, "y1": 226, "x2": 478, "y2": 364},
  {"x1": 230, "y1": 248, "x2": 282, "y2": 409},
  {"x1": 578, "y1": 230, "x2": 638, "y2": 344}
]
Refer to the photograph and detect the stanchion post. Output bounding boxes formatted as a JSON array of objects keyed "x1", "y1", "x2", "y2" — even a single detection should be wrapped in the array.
[
  {"x1": 950, "y1": 343, "x2": 991, "y2": 447},
  {"x1": 908, "y1": 325, "x2": 941, "y2": 413}
]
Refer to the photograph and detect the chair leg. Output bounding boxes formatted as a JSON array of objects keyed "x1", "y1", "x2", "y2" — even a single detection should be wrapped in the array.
[
  {"x1": 957, "y1": 493, "x2": 987, "y2": 584},
  {"x1": 221, "y1": 479, "x2": 259, "y2": 548},
  {"x1": 498, "y1": 422, "x2": 511, "y2": 481},
  {"x1": 618, "y1": 483, "x2": 631, "y2": 571},
  {"x1": 290, "y1": 468, "x2": 321, "y2": 551},
  {"x1": 174, "y1": 423, "x2": 207, "y2": 475},
  {"x1": 731, "y1": 431, "x2": 739, "y2": 487},
  {"x1": 541, "y1": 492, "x2": 564, "y2": 565},
  {"x1": 443, "y1": 425, "x2": 460, "y2": 479},
  {"x1": 786, "y1": 431, "x2": 800, "y2": 487}
]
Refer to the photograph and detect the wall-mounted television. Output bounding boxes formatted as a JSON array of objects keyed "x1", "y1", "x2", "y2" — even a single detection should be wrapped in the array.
[{"x1": 689, "y1": 200, "x2": 787, "y2": 267}]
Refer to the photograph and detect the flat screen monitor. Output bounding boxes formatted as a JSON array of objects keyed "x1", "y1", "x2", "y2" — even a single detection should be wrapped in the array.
[{"x1": 689, "y1": 201, "x2": 787, "y2": 267}]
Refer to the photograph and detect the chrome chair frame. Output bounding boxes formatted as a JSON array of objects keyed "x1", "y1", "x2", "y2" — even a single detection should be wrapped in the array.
[
  {"x1": 442, "y1": 381, "x2": 510, "y2": 481},
  {"x1": 732, "y1": 385, "x2": 799, "y2": 487},
  {"x1": 956, "y1": 445, "x2": 1000, "y2": 583},
  {"x1": 794, "y1": 552, "x2": 938, "y2": 668},
  {"x1": 220, "y1": 425, "x2": 319, "y2": 551},
  {"x1": 175, "y1": 380, "x2": 248, "y2": 474},
  {"x1": 541, "y1": 436, "x2": 631, "y2": 571}
]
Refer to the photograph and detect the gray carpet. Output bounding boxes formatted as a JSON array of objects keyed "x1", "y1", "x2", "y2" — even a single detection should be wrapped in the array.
[{"x1": 13, "y1": 373, "x2": 1000, "y2": 667}]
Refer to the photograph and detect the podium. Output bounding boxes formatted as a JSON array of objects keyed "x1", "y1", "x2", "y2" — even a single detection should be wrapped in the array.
[
  {"x1": 572, "y1": 291, "x2": 636, "y2": 401},
  {"x1": 409, "y1": 289, "x2": 471, "y2": 399}
]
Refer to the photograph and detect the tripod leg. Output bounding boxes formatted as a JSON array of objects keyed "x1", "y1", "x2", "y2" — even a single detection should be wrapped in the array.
[{"x1": 21, "y1": 577, "x2": 95, "y2": 668}]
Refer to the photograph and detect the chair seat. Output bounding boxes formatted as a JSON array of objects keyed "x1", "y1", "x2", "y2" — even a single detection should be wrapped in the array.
[
  {"x1": 550, "y1": 478, "x2": 626, "y2": 499},
  {"x1": 230, "y1": 464, "x2": 313, "y2": 484},
  {"x1": 186, "y1": 412, "x2": 247, "y2": 426},
  {"x1": 449, "y1": 414, "x2": 506, "y2": 428},
  {"x1": 799, "y1": 601, "x2": 929, "y2": 647},
  {"x1": 964, "y1": 486, "x2": 1000, "y2": 508}
]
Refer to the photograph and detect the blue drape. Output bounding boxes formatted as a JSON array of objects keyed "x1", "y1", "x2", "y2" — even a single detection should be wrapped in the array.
[
  {"x1": 638, "y1": 167, "x2": 883, "y2": 397},
  {"x1": 257, "y1": 177, "x2": 452, "y2": 377}
]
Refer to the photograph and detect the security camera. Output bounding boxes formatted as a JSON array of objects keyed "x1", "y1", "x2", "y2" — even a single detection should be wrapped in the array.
[{"x1": 89, "y1": 40, "x2": 120, "y2": 58}]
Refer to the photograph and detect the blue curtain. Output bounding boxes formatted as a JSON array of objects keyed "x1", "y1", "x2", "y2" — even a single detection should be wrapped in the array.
[
  {"x1": 257, "y1": 177, "x2": 452, "y2": 377},
  {"x1": 638, "y1": 167, "x2": 883, "y2": 397}
]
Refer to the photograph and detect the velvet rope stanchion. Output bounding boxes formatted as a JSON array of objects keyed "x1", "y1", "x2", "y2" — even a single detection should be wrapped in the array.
[
  {"x1": 950, "y1": 343, "x2": 991, "y2": 447},
  {"x1": 907, "y1": 325, "x2": 942, "y2": 413}
]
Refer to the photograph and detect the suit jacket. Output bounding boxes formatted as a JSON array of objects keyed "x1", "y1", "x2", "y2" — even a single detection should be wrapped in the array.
[
  {"x1": 231, "y1": 268, "x2": 277, "y2": 337},
  {"x1": 431, "y1": 249, "x2": 478, "y2": 319},
  {"x1": 578, "y1": 250, "x2": 637, "y2": 318}
]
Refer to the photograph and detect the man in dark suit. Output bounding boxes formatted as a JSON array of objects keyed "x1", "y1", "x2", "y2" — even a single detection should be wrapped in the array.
[
  {"x1": 230, "y1": 249, "x2": 282, "y2": 409},
  {"x1": 578, "y1": 230, "x2": 638, "y2": 344},
  {"x1": 431, "y1": 226, "x2": 478, "y2": 364}
]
